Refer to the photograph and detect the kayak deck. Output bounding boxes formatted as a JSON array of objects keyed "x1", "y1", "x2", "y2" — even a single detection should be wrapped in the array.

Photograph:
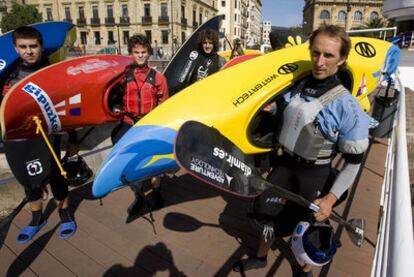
[{"x1": 0, "y1": 133, "x2": 387, "y2": 277}]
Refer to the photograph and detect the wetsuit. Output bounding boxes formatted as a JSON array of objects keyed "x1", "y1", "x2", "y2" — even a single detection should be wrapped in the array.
[
  {"x1": 261, "y1": 74, "x2": 371, "y2": 237},
  {"x1": 188, "y1": 51, "x2": 226, "y2": 84},
  {"x1": 111, "y1": 64, "x2": 168, "y2": 144},
  {"x1": 1, "y1": 57, "x2": 76, "y2": 203}
]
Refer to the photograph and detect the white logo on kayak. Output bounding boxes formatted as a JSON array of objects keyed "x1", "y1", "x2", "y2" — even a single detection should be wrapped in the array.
[
  {"x1": 26, "y1": 159, "x2": 43, "y2": 176},
  {"x1": 0, "y1": 59, "x2": 6, "y2": 71},
  {"x1": 22, "y1": 82, "x2": 61, "y2": 133},
  {"x1": 189, "y1": 51, "x2": 199, "y2": 61},
  {"x1": 66, "y1": 59, "x2": 119, "y2": 75}
]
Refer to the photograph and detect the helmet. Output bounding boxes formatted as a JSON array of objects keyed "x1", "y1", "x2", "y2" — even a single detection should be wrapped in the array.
[
  {"x1": 62, "y1": 154, "x2": 93, "y2": 187},
  {"x1": 291, "y1": 221, "x2": 337, "y2": 267}
]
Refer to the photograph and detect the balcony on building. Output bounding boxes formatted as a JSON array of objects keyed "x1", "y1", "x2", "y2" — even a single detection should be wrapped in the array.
[
  {"x1": 105, "y1": 17, "x2": 115, "y2": 26},
  {"x1": 158, "y1": 16, "x2": 169, "y2": 25},
  {"x1": 119, "y1": 16, "x2": 130, "y2": 26},
  {"x1": 63, "y1": 17, "x2": 73, "y2": 23},
  {"x1": 181, "y1": 17, "x2": 187, "y2": 26},
  {"x1": 90, "y1": 17, "x2": 101, "y2": 26},
  {"x1": 192, "y1": 21, "x2": 198, "y2": 29},
  {"x1": 77, "y1": 18, "x2": 87, "y2": 27},
  {"x1": 142, "y1": 16, "x2": 152, "y2": 25}
]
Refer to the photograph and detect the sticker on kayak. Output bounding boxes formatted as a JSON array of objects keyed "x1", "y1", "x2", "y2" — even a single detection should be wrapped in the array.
[
  {"x1": 22, "y1": 82, "x2": 62, "y2": 133},
  {"x1": 0, "y1": 59, "x2": 6, "y2": 71},
  {"x1": 55, "y1": 93, "x2": 82, "y2": 116},
  {"x1": 189, "y1": 51, "x2": 199, "y2": 61},
  {"x1": 66, "y1": 59, "x2": 120, "y2": 75},
  {"x1": 354, "y1": 42, "x2": 376, "y2": 58},
  {"x1": 278, "y1": 63, "x2": 298, "y2": 75}
]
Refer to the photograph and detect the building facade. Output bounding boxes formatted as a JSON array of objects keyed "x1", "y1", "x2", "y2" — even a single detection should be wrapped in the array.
[
  {"x1": 303, "y1": 0, "x2": 385, "y2": 34},
  {"x1": 218, "y1": 0, "x2": 250, "y2": 50},
  {"x1": 23, "y1": 0, "x2": 218, "y2": 56},
  {"x1": 261, "y1": 20, "x2": 271, "y2": 45},
  {"x1": 245, "y1": 0, "x2": 262, "y2": 48}
]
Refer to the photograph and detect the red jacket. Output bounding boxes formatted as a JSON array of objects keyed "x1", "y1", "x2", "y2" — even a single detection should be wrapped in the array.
[{"x1": 122, "y1": 65, "x2": 168, "y2": 125}]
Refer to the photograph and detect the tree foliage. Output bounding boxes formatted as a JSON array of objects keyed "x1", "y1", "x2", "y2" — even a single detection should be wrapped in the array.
[{"x1": 1, "y1": 2, "x2": 42, "y2": 33}]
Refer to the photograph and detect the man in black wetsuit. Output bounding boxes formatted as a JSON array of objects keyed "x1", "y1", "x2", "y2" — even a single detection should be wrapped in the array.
[
  {"x1": 233, "y1": 25, "x2": 373, "y2": 276},
  {"x1": 187, "y1": 28, "x2": 226, "y2": 84},
  {"x1": 1, "y1": 26, "x2": 79, "y2": 243}
]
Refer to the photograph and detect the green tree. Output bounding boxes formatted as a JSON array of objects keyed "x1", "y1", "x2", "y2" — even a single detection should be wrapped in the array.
[
  {"x1": 1, "y1": 2, "x2": 42, "y2": 33},
  {"x1": 362, "y1": 17, "x2": 388, "y2": 29},
  {"x1": 350, "y1": 17, "x2": 389, "y2": 38}
]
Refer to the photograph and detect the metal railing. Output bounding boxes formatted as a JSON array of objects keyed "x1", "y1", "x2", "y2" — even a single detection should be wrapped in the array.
[
  {"x1": 347, "y1": 27, "x2": 398, "y2": 40},
  {"x1": 371, "y1": 73, "x2": 414, "y2": 276}
]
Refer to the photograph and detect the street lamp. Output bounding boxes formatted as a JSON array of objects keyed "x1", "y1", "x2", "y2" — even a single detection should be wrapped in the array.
[
  {"x1": 345, "y1": 0, "x2": 352, "y2": 31},
  {"x1": 170, "y1": 0, "x2": 174, "y2": 55}
]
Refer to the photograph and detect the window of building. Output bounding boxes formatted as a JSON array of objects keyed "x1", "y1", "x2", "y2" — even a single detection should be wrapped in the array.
[
  {"x1": 92, "y1": 5, "x2": 99, "y2": 19},
  {"x1": 199, "y1": 12, "x2": 202, "y2": 24},
  {"x1": 108, "y1": 31, "x2": 115, "y2": 44},
  {"x1": 64, "y1": 7, "x2": 71, "y2": 20},
  {"x1": 221, "y1": 1, "x2": 225, "y2": 7},
  {"x1": 123, "y1": 31, "x2": 129, "y2": 44},
  {"x1": 338, "y1": 11, "x2": 346, "y2": 21},
  {"x1": 144, "y1": 3, "x2": 151, "y2": 17},
  {"x1": 94, "y1": 31, "x2": 101, "y2": 45},
  {"x1": 353, "y1": 11, "x2": 363, "y2": 22},
  {"x1": 80, "y1": 31, "x2": 87, "y2": 45},
  {"x1": 107, "y1": 5, "x2": 113, "y2": 18},
  {"x1": 161, "y1": 3, "x2": 168, "y2": 17},
  {"x1": 193, "y1": 10, "x2": 196, "y2": 22},
  {"x1": 370, "y1": 11, "x2": 379, "y2": 20},
  {"x1": 235, "y1": 0, "x2": 237, "y2": 9},
  {"x1": 181, "y1": 5, "x2": 185, "y2": 18},
  {"x1": 79, "y1": 6, "x2": 85, "y2": 19},
  {"x1": 145, "y1": 30, "x2": 152, "y2": 43},
  {"x1": 181, "y1": 31, "x2": 186, "y2": 43},
  {"x1": 162, "y1": 30, "x2": 169, "y2": 44},
  {"x1": 46, "y1": 7, "x2": 53, "y2": 21},
  {"x1": 320, "y1": 10, "x2": 330, "y2": 20},
  {"x1": 234, "y1": 14, "x2": 237, "y2": 22},
  {"x1": 122, "y1": 4, "x2": 129, "y2": 17}
]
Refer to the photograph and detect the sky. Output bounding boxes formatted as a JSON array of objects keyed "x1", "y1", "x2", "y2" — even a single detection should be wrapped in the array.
[{"x1": 262, "y1": 0, "x2": 305, "y2": 27}]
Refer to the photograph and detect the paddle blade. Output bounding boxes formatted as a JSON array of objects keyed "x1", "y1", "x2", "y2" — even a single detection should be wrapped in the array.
[
  {"x1": 346, "y1": 218, "x2": 365, "y2": 247},
  {"x1": 174, "y1": 121, "x2": 262, "y2": 197}
]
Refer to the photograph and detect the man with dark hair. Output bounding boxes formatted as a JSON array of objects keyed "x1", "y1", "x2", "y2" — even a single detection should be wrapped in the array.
[
  {"x1": 1, "y1": 26, "x2": 47, "y2": 97},
  {"x1": 1, "y1": 25, "x2": 78, "y2": 244},
  {"x1": 187, "y1": 28, "x2": 226, "y2": 84},
  {"x1": 233, "y1": 25, "x2": 372, "y2": 276},
  {"x1": 111, "y1": 34, "x2": 169, "y2": 215}
]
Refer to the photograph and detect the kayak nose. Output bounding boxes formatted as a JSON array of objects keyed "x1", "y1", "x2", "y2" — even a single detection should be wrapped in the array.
[{"x1": 91, "y1": 125, "x2": 178, "y2": 198}]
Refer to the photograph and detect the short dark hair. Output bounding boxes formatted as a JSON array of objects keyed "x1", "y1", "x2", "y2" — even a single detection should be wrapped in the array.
[
  {"x1": 309, "y1": 25, "x2": 351, "y2": 60},
  {"x1": 12, "y1": 26, "x2": 43, "y2": 47},
  {"x1": 127, "y1": 34, "x2": 152, "y2": 54},
  {"x1": 197, "y1": 29, "x2": 220, "y2": 53}
]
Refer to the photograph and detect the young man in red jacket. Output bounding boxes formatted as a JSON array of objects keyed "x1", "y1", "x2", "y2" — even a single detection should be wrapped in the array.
[{"x1": 111, "y1": 34, "x2": 169, "y2": 215}]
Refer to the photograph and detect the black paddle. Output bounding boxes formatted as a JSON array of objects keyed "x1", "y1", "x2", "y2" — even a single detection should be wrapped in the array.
[{"x1": 174, "y1": 120, "x2": 365, "y2": 247}]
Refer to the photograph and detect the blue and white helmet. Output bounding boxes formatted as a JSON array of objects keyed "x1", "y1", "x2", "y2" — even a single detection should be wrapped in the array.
[{"x1": 291, "y1": 221, "x2": 337, "y2": 267}]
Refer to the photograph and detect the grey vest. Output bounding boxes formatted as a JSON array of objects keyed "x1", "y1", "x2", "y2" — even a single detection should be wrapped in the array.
[{"x1": 277, "y1": 84, "x2": 348, "y2": 164}]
